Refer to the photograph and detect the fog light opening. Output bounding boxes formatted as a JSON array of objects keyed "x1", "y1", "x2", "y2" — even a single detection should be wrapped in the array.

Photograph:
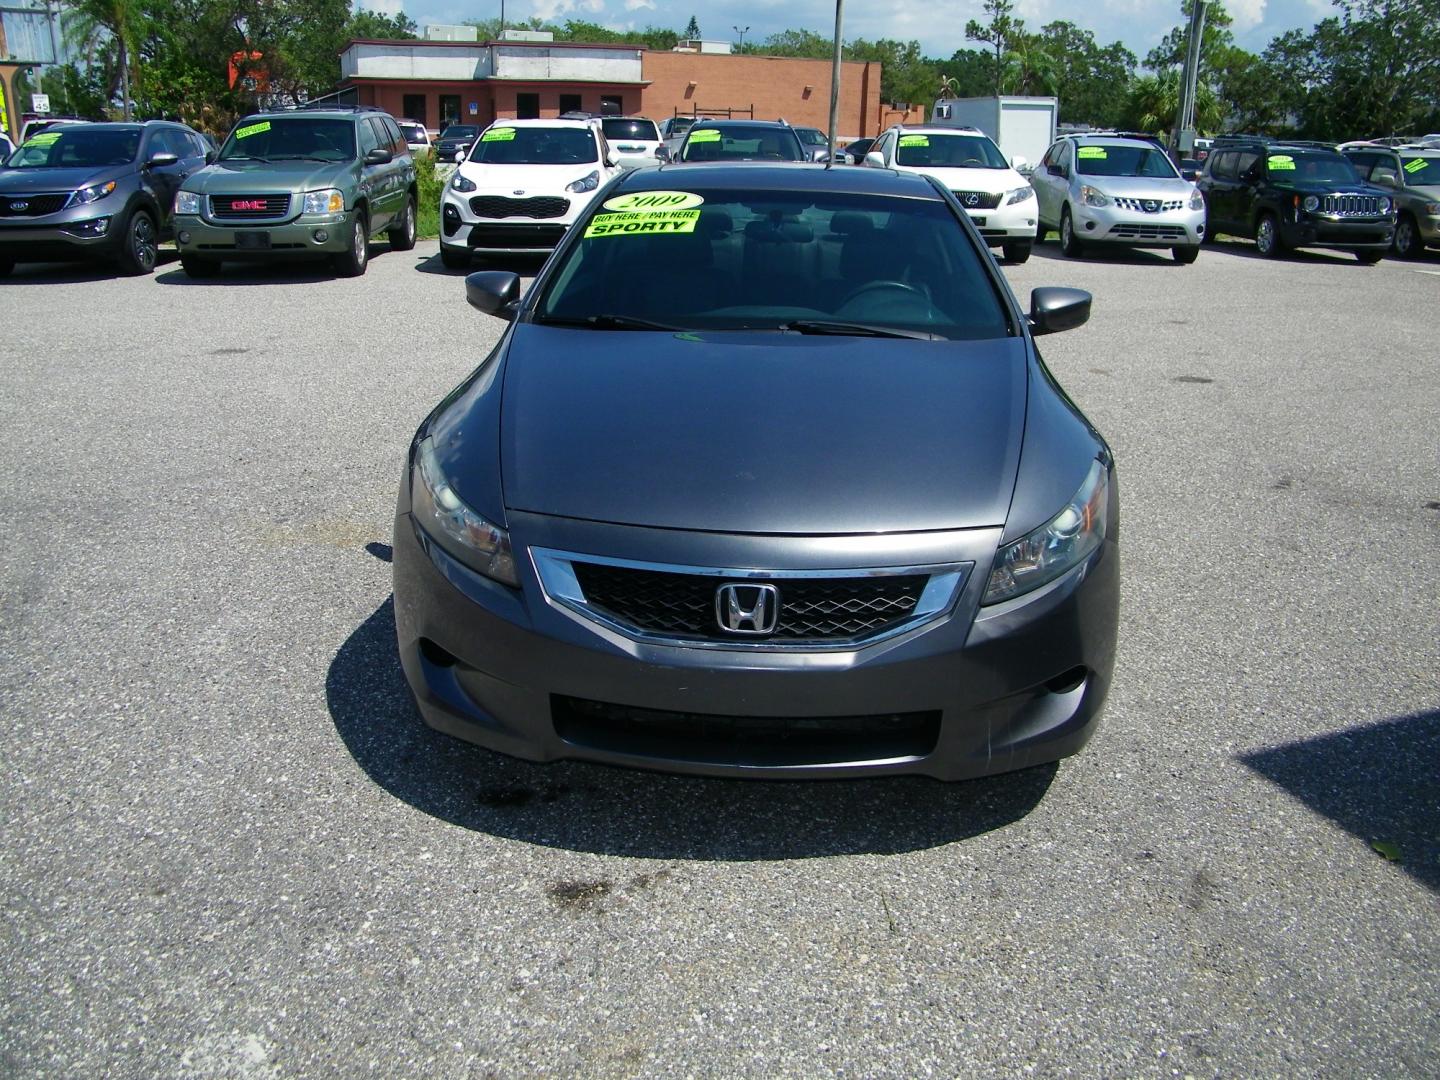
[
  {"x1": 1045, "y1": 666, "x2": 1087, "y2": 695},
  {"x1": 178, "y1": 230, "x2": 191, "y2": 245},
  {"x1": 312, "y1": 229, "x2": 329, "y2": 243},
  {"x1": 419, "y1": 638, "x2": 457, "y2": 669},
  {"x1": 1084, "y1": 220, "x2": 1097, "y2": 231}
]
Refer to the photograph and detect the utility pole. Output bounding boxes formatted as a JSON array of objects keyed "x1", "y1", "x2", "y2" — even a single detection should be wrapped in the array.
[
  {"x1": 826, "y1": 0, "x2": 843, "y2": 164},
  {"x1": 1173, "y1": 0, "x2": 1207, "y2": 157},
  {"x1": 733, "y1": 25, "x2": 749, "y2": 51}
]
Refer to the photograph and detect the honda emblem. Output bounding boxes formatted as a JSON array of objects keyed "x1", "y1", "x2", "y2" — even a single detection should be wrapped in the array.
[{"x1": 715, "y1": 583, "x2": 780, "y2": 635}]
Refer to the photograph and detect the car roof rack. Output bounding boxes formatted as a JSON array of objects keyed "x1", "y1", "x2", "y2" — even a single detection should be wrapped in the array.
[
  {"x1": 1059, "y1": 129, "x2": 1165, "y2": 145},
  {"x1": 558, "y1": 111, "x2": 598, "y2": 120},
  {"x1": 289, "y1": 102, "x2": 388, "y2": 114},
  {"x1": 1211, "y1": 134, "x2": 1337, "y2": 151}
]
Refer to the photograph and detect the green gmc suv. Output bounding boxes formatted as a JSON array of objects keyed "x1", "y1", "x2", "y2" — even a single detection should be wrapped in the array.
[{"x1": 174, "y1": 106, "x2": 416, "y2": 277}]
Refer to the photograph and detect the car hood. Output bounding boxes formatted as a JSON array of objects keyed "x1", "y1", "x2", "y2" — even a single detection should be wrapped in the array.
[
  {"x1": 184, "y1": 160, "x2": 355, "y2": 194},
  {"x1": 0, "y1": 164, "x2": 133, "y2": 194},
  {"x1": 1403, "y1": 181, "x2": 1440, "y2": 199},
  {"x1": 491, "y1": 326, "x2": 1027, "y2": 533},
  {"x1": 903, "y1": 165, "x2": 1026, "y2": 193},
  {"x1": 1076, "y1": 174, "x2": 1195, "y2": 199},
  {"x1": 457, "y1": 161, "x2": 603, "y2": 193}
]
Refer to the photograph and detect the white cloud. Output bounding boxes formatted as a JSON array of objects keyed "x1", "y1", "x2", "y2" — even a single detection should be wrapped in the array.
[
  {"x1": 356, "y1": 0, "x2": 406, "y2": 16},
  {"x1": 624, "y1": 0, "x2": 656, "y2": 10},
  {"x1": 1227, "y1": 0, "x2": 1267, "y2": 31}
]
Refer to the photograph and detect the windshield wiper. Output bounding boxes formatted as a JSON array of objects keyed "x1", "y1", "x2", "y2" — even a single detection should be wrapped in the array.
[
  {"x1": 534, "y1": 313, "x2": 687, "y2": 332},
  {"x1": 269, "y1": 155, "x2": 333, "y2": 162},
  {"x1": 779, "y1": 319, "x2": 940, "y2": 341}
]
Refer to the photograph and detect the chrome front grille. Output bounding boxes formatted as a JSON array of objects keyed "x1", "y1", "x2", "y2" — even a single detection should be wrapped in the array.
[
  {"x1": 1113, "y1": 197, "x2": 1185, "y2": 213},
  {"x1": 951, "y1": 190, "x2": 1003, "y2": 209},
  {"x1": 531, "y1": 549, "x2": 970, "y2": 649},
  {"x1": 1320, "y1": 194, "x2": 1384, "y2": 217},
  {"x1": 1107, "y1": 223, "x2": 1188, "y2": 240},
  {"x1": 209, "y1": 193, "x2": 292, "y2": 219}
]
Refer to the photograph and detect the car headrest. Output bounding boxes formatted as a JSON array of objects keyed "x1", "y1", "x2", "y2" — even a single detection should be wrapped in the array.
[
  {"x1": 743, "y1": 219, "x2": 814, "y2": 243},
  {"x1": 829, "y1": 212, "x2": 875, "y2": 236}
]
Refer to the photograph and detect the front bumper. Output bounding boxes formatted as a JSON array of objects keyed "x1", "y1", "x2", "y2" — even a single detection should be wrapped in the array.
[
  {"x1": 963, "y1": 198, "x2": 1037, "y2": 244},
  {"x1": 0, "y1": 216, "x2": 122, "y2": 261},
  {"x1": 392, "y1": 502, "x2": 1119, "y2": 781},
  {"x1": 174, "y1": 210, "x2": 356, "y2": 258},
  {"x1": 1280, "y1": 209, "x2": 1394, "y2": 250},
  {"x1": 1072, "y1": 202, "x2": 1205, "y2": 247},
  {"x1": 442, "y1": 189, "x2": 591, "y2": 253}
]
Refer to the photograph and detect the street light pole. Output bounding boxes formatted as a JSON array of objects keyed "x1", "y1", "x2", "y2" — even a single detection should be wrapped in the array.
[
  {"x1": 733, "y1": 25, "x2": 749, "y2": 51},
  {"x1": 826, "y1": 0, "x2": 844, "y2": 165}
]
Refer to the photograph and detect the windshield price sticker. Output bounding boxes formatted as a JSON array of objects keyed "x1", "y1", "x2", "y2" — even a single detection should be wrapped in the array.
[
  {"x1": 1268, "y1": 154, "x2": 1295, "y2": 170},
  {"x1": 1404, "y1": 157, "x2": 1428, "y2": 174},
  {"x1": 585, "y1": 210, "x2": 701, "y2": 238},
  {"x1": 481, "y1": 127, "x2": 516, "y2": 142},
  {"x1": 602, "y1": 191, "x2": 704, "y2": 212},
  {"x1": 1077, "y1": 146, "x2": 1108, "y2": 159},
  {"x1": 24, "y1": 132, "x2": 62, "y2": 147},
  {"x1": 688, "y1": 129, "x2": 721, "y2": 144},
  {"x1": 899, "y1": 135, "x2": 929, "y2": 147},
  {"x1": 235, "y1": 121, "x2": 271, "y2": 140}
]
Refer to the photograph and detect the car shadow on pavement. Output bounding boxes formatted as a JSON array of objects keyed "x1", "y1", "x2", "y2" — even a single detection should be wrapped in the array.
[
  {"x1": 1239, "y1": 710, "x2": 1440, "y2": 891},
  {"x1": 413, "y1": 251, "x2": 549, "y2": 277},
  {"x1": 154, "y1": 261, "x2": 342, "y2": 286},
  {"x1": 0, "y1": 250, "x2": 180, "y2": 284},
  {"x1": 1203, "y1": 237, "x2": 1369, "y2": 265},
  {"x1": 328, "y1": 597, "x2": 1058, "y2": 860},
  {"x1": 1027, "y1": 241, "x2": 1183, "y2": 267}
]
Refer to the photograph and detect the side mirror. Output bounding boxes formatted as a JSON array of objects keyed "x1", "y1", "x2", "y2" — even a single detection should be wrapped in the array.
[
  {"x1": 465, "y1": 270, "x2": 521, "y2": 319},
  {"x1": 1046, "y1": 163, "x2": 1065, "y2": 177},
  {"x1": 365, "y1": 148, "x2": 393, "y2": 165},
  {"x1": 147, "y1": 151, "x2": 179, "y2": 168},
  {"x1": 1029, "y1": 287, "x2": 1092, "y2": 336},
  {"x1": 1180, "y1": 167, "x2": 1197, "y2": 181},
  {"x1": 654, "y1": 146, "x2": 670, "y2": 162},
  {"x1": 606, "y1": 152, "x2": 619, "y2": 167},
  {"x1": 453, "y1": 148, "x2": 467, "y2": 164},
  {"x1": 204, "y1": 149, "x2": 217, "y2": 165},
  {"x1": 864, "y1": 151, "x2": 885, "y2": 168}
]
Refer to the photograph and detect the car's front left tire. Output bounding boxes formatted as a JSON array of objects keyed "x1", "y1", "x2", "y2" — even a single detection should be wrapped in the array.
[
  {"x1": 116, "y1": 209, "x2": 158, "y2": 275},
  {"x1": 1254, "y1": 212, "x2": 1284, "y2": 258},
  {"x1": 1172, "y1": 245, "x2": 1200, "y2": 264},
  {"x1": 1392, "y1": 215, "x2": 1420, "y2": 259},
  {"x1": 1354, "y1": 249, "x2": 1385, "y2": 264},
  {"x1": 334, "y1": 212, "x2": 369, "y2": 277},
  {"x1": 440, "y1": 243, "x2": 470, "y2": 269},
  {"x1": 1002, "y1": 240, "x2": 1032, "y2": 264},
  {"x1": 1060, "y1": 206, "x2": 1084, "y2": 258}
]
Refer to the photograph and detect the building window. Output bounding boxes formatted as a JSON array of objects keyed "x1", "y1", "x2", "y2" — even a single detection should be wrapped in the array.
[
  {"x1": 517, "y1": 93, "x2": 540, "y2": 119},
  {"x1": 600, "y1": 96, "x2": 622, "y2": 116},
  {"x1": 559, "y1": 93, "x2": 582, "y2": 115},
  {"x1": 403, "y1": 94, "x2": 426, "y2": 127},
  {"x1": 439, "y1": 95, "x2": 461, "y2": 128}
]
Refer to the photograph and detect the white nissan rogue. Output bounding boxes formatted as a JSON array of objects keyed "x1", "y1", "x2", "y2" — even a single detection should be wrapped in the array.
[
  {"x1": 440, "y1": 117, "x2": 619, "y2": 268},
  {"x1": 864, "y1": 125, "x2": 1038, "y2": 263}
]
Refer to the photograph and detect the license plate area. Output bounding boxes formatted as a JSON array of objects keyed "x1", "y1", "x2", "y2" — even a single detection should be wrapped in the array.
[
  {"x1": 236, "y1": 231, "x2": 271, "y2": 250},
  {"x1": 971, "y1": 216, "x2": 987, "y2": 226}
]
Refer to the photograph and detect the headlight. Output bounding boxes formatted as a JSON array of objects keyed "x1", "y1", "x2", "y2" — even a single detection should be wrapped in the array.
[
  {"x1": 411, "y1": 437, "x2": 518, "y2": 587},
  {"x1": 302, "y1": 188, "x2": 344, "y2": 214},
  {"x1": 450, "y1": 172, "x2": 477, "y2": 193},
  {"x1": 565, "y1": 170, "x2": 600, "y2": 193},
  {"x1": 1377, "y1": 197, "x2": 1391, "y2": 214},
  {"x1": 1301, "y1": 195, "x2": 1319, "y2": 212},
  {"x1": 983, "y1": 459, "x2": 1109, "y2": 606},
  {"x1": 1004, "y1": 185, "x2": 1035, "y2": 205},
  {"x1": 175, "y1": 190, "x2": 201, "y2": 215},
  {"x1": 1080, "y1": 185, "x2": 1109, "y2": 208},
  {"x1": 1189, "y1": 188, "x2": 1205, "y2": 210},
  {"x1": 72, "y1": 179, "x2": 116, "y2": 205},
  {"x1": 1424, "y1": 201, "x2": 1440, "y2": 215}
]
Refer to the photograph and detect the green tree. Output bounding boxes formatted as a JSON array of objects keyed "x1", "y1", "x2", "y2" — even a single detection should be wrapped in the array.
[
  {"x1": 1035, "y1": 21, "x2": 1136, "y2": 127},
  {"x1": 64, "y1": 0, "x2": 150, "y2": 120},
  {"x1": 934, "y1": 49, "x2": 995, "y2": 99},
  {"x1": 1121, "y1": 69, "x2": 1222, "y2": 133},
  {"x1": 684, "y1": 15, "x2": 700, "y2": 39},
  {"x1": 849, "y1": 39, "x2": 937, "y2": 107},
  {"x1": 347, "y1": 10, "x2": 419, "y2": 39},
  {"x1": 751, "y1": 29, "x2": 833, "y2": 58},
  {"x1": 965, "y1": 0, "x2": 1019, "y2": 96}
]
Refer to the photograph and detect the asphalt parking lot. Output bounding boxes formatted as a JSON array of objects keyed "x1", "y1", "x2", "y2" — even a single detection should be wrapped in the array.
[{"x1": 1, "y1": 235, "x2": 1436, "y2": 1078}]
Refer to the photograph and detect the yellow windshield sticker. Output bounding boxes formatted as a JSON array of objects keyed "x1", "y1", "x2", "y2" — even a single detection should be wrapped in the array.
[
  {"x1": 1403, "y1": 157, "x2": 1428, "y2": 174},
  {"x1": 481, "y1": 127, "x2": 515, "y2": 142},
  {"x1": 899, "y1": 135, "x2": 929, "y2": 147},
  {"x1": 688, "y1": 129, "x2": 721, "y2": 144},
  {"x1": 235, "y1": 121, "x2": 271, "y2": 140},
  {"x1": 585, "y1": 210, "x2": 701, "y2": 238},
  {"x1": 602, "y1": 190, "x2": 704, "y2": 212},
  {"x1": 1268, "y1": 154, "x2": 1295, "y2": 170},
  {"x1": 25, "y1": 132, "x2": 62, "y2": 146},
  {"x1": 1077, "y1": 146, "x2": 1108, "y2": 159}
]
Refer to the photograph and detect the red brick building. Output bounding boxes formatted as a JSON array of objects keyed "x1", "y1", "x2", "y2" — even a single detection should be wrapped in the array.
[{"x1": 338, "y1": 36, "x2": 917, "y2": 141}]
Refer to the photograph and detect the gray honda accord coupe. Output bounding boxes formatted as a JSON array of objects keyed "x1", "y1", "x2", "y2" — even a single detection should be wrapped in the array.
[{"x1": 393, "y1": 163, "x2": 1119, "y2": 781}]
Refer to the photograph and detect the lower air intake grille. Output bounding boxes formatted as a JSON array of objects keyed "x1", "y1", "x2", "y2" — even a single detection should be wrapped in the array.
[{"x1": 468, "y1": 195, "x2": 570, "y2": 219}]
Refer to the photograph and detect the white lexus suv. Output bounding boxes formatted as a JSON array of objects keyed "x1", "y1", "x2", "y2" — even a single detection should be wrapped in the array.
[
  {"x1": 440, "y1": 117, "x2": 619, "y2": 268},
  {"x1": 864, "y1": 125, "x2": 1038, "y2": 263}
]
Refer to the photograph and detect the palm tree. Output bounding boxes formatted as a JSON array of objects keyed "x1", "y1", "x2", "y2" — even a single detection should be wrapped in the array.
[
  {"x1": 63, "y1": 0, "x2": 148, "y2": 120},
  {"x1": 1123, "y1": 70, "x2": 1222, "y2": 134}
]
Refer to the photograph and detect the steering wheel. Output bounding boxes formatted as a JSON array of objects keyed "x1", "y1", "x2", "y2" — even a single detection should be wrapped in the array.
[
  {"x1": 960, "y1": 157, "x2": 985, "y2": 166},
  {"x1": 841, "y1": 280, "x2": 927, "y2": 306}
]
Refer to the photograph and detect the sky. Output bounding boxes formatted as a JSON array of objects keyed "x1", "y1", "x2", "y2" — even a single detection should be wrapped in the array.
[{"x1": 356, "y1": 0, "x2": 1341, "y2": 63}]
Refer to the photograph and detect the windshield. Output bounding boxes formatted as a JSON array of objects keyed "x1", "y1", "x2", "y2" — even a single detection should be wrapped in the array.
[
  {"x1": 1401, "y1": 155, "x2": 1440, "y2": 186},
  {"x1": 219, "y1": 118, "x2": 355, "y2": 162},
  {"x1": 666, "y1": 118, "x2": 696, "y2": 137},
  {"x1": 680, "y1": 126, "x2": 804, "y2": 162},
  {"x1": 1074, "y1": 144, "x2": 1178, "y2": 178},
  {"x1": 1265, "y1": 152, "x2": 1360, "y2": 182},
  {"x1": 466, "y1": 126, "x2": 598, "y2": 165},
  {"x1": 6, "y1": 128, "x2": 140, "y2": 169},
  {"x1": 796, "y1": 129, "x2": 828, "y2": 147},
  {"x1": 398, "y1": 123, "x2": 427, "y2": 142},
  {"x1": 894, "y1": 133, "x2": 1008, "y2": 169},
  {"x1": 602, "y1": 118, "x2": 659, "y2": 142},
  {"x1": 535, "y1": 189, "x2": 1008, "y2": 340},
  {"x1": 441, "y1": 126, "x2": 479, "y2": 141}
]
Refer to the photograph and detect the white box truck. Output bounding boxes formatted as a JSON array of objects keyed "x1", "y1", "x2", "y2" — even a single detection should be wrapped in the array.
[{"x1": 930, "y1": 96, "x2": 1058, "y2": 175}]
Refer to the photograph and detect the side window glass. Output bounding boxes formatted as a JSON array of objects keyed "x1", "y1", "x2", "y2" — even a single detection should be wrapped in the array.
[
  {"x1": 1056, "y1": 142, "x2": 1072, "y2": 170},
  {"x1": 1039, "y1": 143, "x2": 1057, "y2": 168},
  {"x1": 1237, "y1": 151, "x2": 1259, "y2": 179},
  {"x1": 1212, "y1": 151, "x2": 1236, "y2": 180},
  {"x1": 383, "y1": 117, "x2": 405, "y2": 154},
  {"x1": 358, "y1": 119, "x2": 381, "y2": 156}
]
